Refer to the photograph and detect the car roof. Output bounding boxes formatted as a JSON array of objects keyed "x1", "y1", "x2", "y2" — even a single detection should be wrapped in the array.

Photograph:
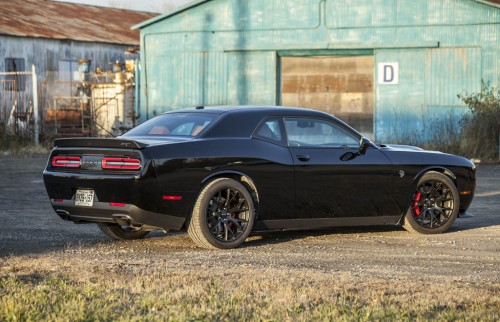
[
  {"x1": 165, "y1": 105, "x2": 361, "y2": 139},
  {"x1": 164, "y1": 105, "x2": 330, "y2": 117}
]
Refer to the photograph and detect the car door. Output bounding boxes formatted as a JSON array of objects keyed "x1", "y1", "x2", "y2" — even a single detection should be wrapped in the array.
[
  {"x1": 285, "y1": 117, "x2": 399, "y2": 219},
  {"x1": 250, "y1": 117, "x2": 296, "y2": 221}
]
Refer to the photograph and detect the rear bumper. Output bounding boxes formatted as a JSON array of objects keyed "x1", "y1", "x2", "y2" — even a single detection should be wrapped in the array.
[
  {"x1": 44, "y1": 168, "x2": 195, "y2": 227},
  {"x1": 50, "y1": 199, "x2": 185, "y2": 230}
]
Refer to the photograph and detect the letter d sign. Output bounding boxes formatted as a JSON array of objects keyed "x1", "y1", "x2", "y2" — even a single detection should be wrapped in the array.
[{"x1": 378, "y1": 62, "x2": 399, "y2": 85}]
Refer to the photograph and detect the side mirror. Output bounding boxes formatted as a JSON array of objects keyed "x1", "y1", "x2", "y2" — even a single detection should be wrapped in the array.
[
  {"x1": 358, "y1": 137, "x2": 374, "y2": 155},
  {"x1": 340, "y1": 151, "x2": 357, "y2": 161},
  {"x1": 340, "y1": 137, "x2": 375, "y2": 161}
]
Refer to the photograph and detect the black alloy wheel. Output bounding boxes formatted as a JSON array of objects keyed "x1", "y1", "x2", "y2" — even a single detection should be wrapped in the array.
[
  {"x1": 188, "y1": 178, "x2": 255, "y2": 249},
  {"x1": 403, "y1": 171, "x2": 459, "y2": 234},
  {"x1": 206, "y1": 187, "x2": 251, "y2": 243}
]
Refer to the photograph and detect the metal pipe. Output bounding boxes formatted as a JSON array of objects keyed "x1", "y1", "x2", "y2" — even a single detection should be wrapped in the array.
[
  {"x1": 54, "y1": 98, "x2": 57, "y2": 135},
  {"x1": 134, "y1": 58, "x2": 140, "y2": 123},
  {"x1": 32, "y1": 65, "x2": 39, "y2": 145},
  {"x1": 81, "y1": 98, "x2": 84, "y2": 134}
]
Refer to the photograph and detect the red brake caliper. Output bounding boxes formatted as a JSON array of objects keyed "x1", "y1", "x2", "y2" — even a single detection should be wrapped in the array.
[
  {"x1": 228, "y1": 213, "x2": 236, "y2": 228},
  {"x1": 413, "y1": 192, "x2": 422, "y2": 216}
]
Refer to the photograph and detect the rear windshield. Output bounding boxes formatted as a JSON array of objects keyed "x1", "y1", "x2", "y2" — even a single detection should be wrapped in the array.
[{"x1": 123, "y1": 113, "x2": 218, "y2": 137}]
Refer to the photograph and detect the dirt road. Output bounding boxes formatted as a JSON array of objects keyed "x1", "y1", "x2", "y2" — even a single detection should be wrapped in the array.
[
  {"x1": 1, "y1": 157, "x2": 499, "y2": 269},
  {"x1": 0, "y1": 157, "x2": 498, "y2": 319}
]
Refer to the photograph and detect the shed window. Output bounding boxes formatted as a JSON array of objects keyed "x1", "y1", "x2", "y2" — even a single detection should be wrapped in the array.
[{"x1": 5, "y1": 58, "x2": 26, "y2": 91}]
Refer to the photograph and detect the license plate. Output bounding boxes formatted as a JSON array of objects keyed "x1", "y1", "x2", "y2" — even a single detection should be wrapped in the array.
[{"x1": 75, "y1": 189, "x2": 94, "y2": 207}]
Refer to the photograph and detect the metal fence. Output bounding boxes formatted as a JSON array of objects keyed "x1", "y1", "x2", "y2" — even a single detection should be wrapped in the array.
[{"x1": 1, "y1": 67, "x2": 136, "y2": 143}]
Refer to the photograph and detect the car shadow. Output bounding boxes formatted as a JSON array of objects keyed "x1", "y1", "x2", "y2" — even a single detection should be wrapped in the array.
[
  {"x1": 447, "y1": 214, "x2": 500, "y2": 232},
  {"x1": 242, "y1": 225, "x2": 406, "y2": 248},
  {"x1": 242, "y1": 212, "x2": 500, "y2": 248}
]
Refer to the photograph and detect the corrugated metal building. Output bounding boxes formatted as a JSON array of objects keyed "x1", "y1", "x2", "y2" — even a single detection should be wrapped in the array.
[
  {"x1": 134, "y1": 0, "x2": 500, "y2": 143},
  {"x1": 0, "y1": 0, "x2": 156, "y2": 137}
]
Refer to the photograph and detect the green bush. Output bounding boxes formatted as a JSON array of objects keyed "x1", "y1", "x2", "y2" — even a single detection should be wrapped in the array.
[{"x1": 458, "y1": 81, "x2": 500, "y2": 160}]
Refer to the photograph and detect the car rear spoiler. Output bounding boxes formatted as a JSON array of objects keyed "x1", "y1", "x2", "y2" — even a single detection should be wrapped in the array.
[{"x1": 54, "y1": 138, "x2": 147, "y2": 149}]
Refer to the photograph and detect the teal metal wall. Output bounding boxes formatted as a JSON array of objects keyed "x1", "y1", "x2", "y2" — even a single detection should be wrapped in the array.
[{"x1": 136, "y1": 0, "x2": 499, "y2": 143}]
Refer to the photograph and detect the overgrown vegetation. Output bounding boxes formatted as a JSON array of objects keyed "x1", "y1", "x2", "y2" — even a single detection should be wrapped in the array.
[
  {"x1": 458, "y1": 81, "x2": 500, "y2": 161},
  {"x1": 419, "y1": 113, "x2": 463, "y2": 157},
  {"x1": 0, "y1": 124, "x2": 50, "y2": 157},
  {"x1": 389, "y1": 82, "x2": 499, "y2": 161},
  {"x1": 1, "y1": 270, "x2": 498, "y2": 321}
]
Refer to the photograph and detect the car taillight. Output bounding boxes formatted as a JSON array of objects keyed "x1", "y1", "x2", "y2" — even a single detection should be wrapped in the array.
[
  {"x1": 101, "y1": 157, "x2": 141, "y2": 170},
  {"x1": 163, "y1": 195, "x2": 183, "y2": 201},
  {"x1": 109, "y1": 202, "x2": 126, "y2": 207},
  {"x1": 52, "y1": 156, "x2": 81, "y2": 168}
]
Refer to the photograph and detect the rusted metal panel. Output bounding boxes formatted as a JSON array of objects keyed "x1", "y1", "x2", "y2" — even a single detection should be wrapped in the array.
[
  {"x1": 0, "y1": 0, "x2": 156, "y2": 45},
  {"x1": 281, "y1": 56, "x2": 375, "y2": 136}
]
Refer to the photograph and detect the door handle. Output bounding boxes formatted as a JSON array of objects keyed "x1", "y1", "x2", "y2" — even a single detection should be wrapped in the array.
[{"x1": 296, "y1": 154, "x2": 310, "y2": 162}]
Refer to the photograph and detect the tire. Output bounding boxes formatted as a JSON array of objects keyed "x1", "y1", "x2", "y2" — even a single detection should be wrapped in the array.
[
  {"x1": 188, "y1": 178, "x2": 255, "y2": 249},
  {"x1": 403, "y1": 171, "x2": 460, "y2": 234},
  {"x1": 97, "y1": 223, "x2": 149, "y2": 240}
]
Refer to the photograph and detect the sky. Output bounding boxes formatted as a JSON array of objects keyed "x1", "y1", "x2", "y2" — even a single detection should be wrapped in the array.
[{"x1": 52, "y1": 0, "x2": 193, "y2": 13}]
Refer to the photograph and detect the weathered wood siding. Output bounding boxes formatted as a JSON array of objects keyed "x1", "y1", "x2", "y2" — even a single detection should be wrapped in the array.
[{"x1": 138, "y1": 0, "x2": 499, "y2": 142}]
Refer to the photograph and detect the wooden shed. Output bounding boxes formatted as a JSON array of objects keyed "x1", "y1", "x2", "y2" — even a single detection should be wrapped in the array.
[{"x1": 134, "y1": 0, "x2": 500, "y2": 142}]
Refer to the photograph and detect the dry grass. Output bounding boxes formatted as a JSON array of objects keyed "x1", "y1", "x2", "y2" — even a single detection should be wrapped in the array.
[
  {"x1": 0, "y1": 127, "x2": 50, "y2": 158},
  {"x1": 0, "y1": 144, "x2": 50, "y2": 158},
  {"x1": 0, "y1": 139, "x2": 50, "y2": 158},
  {"x1": 1, "y1": 252, "x2": 499, "y2": 321}
]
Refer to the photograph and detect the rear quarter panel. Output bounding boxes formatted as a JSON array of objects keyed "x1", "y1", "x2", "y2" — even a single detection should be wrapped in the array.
[{"x1": 146, "y1": 138, "x2": 296, "y2": 220}]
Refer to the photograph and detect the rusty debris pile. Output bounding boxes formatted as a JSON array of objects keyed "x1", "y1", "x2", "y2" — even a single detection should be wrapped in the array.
[{"x1": 0, "y1": 58, "x2": 139, "y2": 142}]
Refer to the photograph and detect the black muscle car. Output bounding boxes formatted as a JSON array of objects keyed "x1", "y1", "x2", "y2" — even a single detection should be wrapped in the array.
[{"x1": 43, "y1": 106, "x2": 476, "y2": 249}]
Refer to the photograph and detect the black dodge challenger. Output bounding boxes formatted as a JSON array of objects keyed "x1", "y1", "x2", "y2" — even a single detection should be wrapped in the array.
[{"x1": 43, "y1": 106, "x2": 476, "y2": 249}]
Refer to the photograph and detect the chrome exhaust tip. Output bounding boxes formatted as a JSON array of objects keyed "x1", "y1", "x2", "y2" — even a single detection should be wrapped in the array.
[
  {"x1": 112, "y1": 214, "x2": 142, "y2": 230},
  {"x1": 56, "y1": 209, "x2": 71, "y2": 221}
]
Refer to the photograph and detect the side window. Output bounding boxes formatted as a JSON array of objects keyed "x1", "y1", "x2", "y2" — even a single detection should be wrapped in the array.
[
  {"x1": 254, "y1": 118, "x2": 283, "y2": 144},
  {"x1": 124, "y1": 113, "x2": 217, "y2": 137},
  {"x1": 284, "y1": 118, "x2": 359, "y2": 147}
]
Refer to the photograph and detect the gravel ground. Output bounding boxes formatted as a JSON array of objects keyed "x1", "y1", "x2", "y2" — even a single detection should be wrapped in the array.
[{"x1": 0, "y1": 157, "x2": 499, "y2": 286}]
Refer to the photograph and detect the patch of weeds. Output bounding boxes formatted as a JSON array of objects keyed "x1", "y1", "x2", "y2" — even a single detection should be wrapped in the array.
[
  {"x1": 1, "y1": 273, "x2": 499, "y2": 321},
  {"x1": 0, "y1": 125, "x2": 50, "y2": 157},
  {"x1": 458, "y1": 81, "x2": 500, "y2": 161}
]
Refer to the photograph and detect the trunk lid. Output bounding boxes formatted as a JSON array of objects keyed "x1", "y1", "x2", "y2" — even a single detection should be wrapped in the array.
[{"x1": 54, "y1": 138, "x2": 148, "y2": 149}]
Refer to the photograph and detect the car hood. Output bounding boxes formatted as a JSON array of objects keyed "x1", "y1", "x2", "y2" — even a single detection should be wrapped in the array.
[
  {"x1": 379, "y1": 144, "x2": 475, "y2": 168},
  {"x1": 378, "y1": 144, "x2": 425, "y2": 152}
]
